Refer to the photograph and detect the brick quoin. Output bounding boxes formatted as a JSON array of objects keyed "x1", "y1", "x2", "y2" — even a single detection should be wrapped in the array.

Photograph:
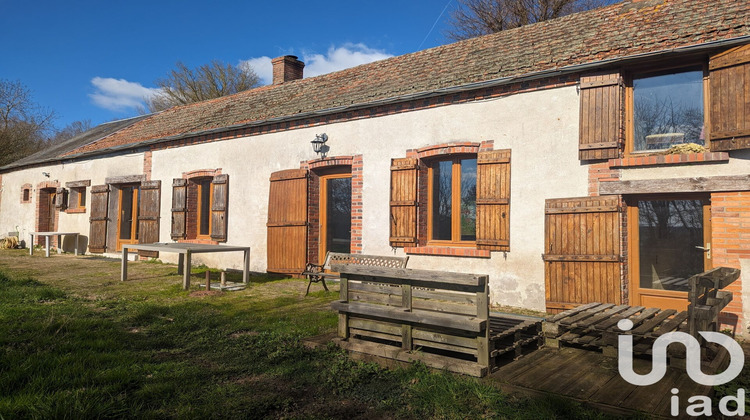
[
  {"x1": 143, "y1": 150, "x2": 153, "y2": 181},
  {"x1": 711, "y1": 191, "x2": 750, "y2": 331}
]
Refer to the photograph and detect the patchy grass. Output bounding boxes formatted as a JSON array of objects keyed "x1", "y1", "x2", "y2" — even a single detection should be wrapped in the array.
[{"x1": 0, "y1": 249, "x2": 619, "y2": 419}]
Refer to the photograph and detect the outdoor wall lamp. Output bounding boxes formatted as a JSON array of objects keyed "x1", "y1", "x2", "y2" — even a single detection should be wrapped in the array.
[{"x1": 311, "y1": 133, "x2": 329, "y2": 158}]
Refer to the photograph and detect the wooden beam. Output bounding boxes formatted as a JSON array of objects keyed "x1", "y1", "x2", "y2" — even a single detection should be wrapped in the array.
[{"x1": 600, "y1": 175, "x2": 750, "y2": 195}]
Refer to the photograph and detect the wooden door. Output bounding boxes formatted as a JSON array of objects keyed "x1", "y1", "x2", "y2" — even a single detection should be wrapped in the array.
[
  {"x1": 628, "y1": 195, "x2": 711, "y2": 311},
  {"x1": 89, "y1": 185, "x2": 110, "y2": 253},
  {"x1": 543, "y1": 195, "x2": 623, "y2": 313},
  {"x1": 267, "y1": 169, "x2": 308, "y2": 275},
  {"x1": 319, "y1": 171, "x2": 352, "y2": 260},
  {"x1": 137, "y1": 180, "x2": 161, "y2": 257},
  {"x1": 116, "y1": 185, "x2": 140, "y2": 251}
]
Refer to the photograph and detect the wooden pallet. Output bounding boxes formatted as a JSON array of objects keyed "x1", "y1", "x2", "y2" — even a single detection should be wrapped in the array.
[
  {"x1": 542, "y1": 302, "x2": 689, "y2": 358},
  {"x1": 489, "y1": 315, "x2": 543, "y2": 366}
]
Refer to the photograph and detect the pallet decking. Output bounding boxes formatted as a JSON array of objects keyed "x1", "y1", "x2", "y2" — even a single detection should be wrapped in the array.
[
  {"x1": 330, "y1": 264, "x2": 541, "y2": 377},
  {"x1": 543, "y1": 267, "x2": 741, "y2": 362}
]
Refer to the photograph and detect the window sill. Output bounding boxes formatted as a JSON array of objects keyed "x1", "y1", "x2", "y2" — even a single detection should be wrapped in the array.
[
  {"x1": 404, "y1": 246, "x2": 490, "y2": 258},
  {"x1": 66, "y1": 208, "x2": 86, "y2": 214},
  {"x1": 609, "y1": 152, "x2": 729, "y2": 168}
]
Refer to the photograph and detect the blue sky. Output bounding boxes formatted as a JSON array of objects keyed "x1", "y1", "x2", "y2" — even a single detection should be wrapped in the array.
[{"x1": 1, "y1": 0, "x2": 455, "y2": 130}]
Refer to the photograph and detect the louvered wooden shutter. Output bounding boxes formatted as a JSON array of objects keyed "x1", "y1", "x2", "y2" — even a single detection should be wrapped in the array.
[
  {"x1": 88, "y1": 185, "x2": 109, "y2": 253},
  {"x1": 267, "y1": 169, "x2": 308, "y2": 275},
  {"x1": 210, "y1": 174, "x2": 229, "y2": 241},
  {"x1": 389, "y1": 157, "x2": 418, "y2": 247},
  {"x1": 476, "y1": 149, "x2": 511, "y2": 251},
  {"x1": 709, "y1": 45, "x2": 750, "y2": 151},
  {"x1": 543, "y1": 195, "x2": 622, "y2": 313},
  {"x1": 55, "y1": 187, "x2": 67, "y2": 209},
  {"x1": 170, "y1": 179, "x2": 187, "y2": 240},
  {"x1": 579, "y1": 72, "x2": 623, "y2": 160},
  {"x1": 138, "y1": 180, "x2": 161, "y2": 257}
]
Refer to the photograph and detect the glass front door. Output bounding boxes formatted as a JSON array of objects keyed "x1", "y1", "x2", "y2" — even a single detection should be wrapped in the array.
[
  {"x1": 320, "y1": 173, "x2": 352, "y2": 259},
  {"x1": 116, "y1": 185, "x2": 140, "y2": 251},
  {"x1": 630, "y1": 196, "x2": 711, "y2": 310}
]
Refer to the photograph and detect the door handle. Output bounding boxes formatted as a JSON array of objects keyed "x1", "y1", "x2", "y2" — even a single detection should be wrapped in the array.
[{"x1": 695, "y1": 242, "x2": 711, "y2": 260}]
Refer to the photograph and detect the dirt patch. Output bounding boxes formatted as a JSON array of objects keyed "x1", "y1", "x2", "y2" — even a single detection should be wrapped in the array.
[{"x1": 229, "y1": 330, "x2": 259, "y2": 338}]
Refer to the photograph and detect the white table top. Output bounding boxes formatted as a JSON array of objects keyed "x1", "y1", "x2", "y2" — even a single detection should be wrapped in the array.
[{"x1": 122, "y1": 242, "x2": 249, "y2": 254}]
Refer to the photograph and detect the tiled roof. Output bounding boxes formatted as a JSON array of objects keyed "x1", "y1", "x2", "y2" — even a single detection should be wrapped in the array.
[
  {"x1": 46, "y1": 0, "x2": 750, "y2": 158},
  {"x1": 0, "y1": 115, "x2": 148, "y2": 171}
]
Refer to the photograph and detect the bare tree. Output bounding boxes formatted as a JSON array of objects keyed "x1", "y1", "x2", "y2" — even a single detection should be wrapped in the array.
[
  {"x1": 145, "y1": 60, "x2": 260, "y2": 113},
  {"x1": 50, "y1": 119, "x2": 93, "y2": 144},
  {"x1": 0, "y1": 79, "x2": 56, "y2": 166},
  {"x1": 445, "y1": 0, "x2": 613, "y2": 41}
]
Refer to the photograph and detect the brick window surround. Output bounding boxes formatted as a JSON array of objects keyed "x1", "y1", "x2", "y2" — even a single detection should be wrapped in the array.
[
  {"x1": 301, "y1": 155, "x2": 363, "y2": 265},
  {"x1": 401, "y1": 140, "x2": 495, "y2": 258},
  {"x1": 180, "y1": 168, "x2": 221, "y2": 245},
  {"x1": 20, "y1": 183, "x2": 32, "y2": 203}
]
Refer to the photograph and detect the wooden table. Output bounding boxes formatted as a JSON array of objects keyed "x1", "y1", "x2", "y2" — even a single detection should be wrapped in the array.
[
  {"x1": 29, "y1": 231, "x2": 80, "y2": 257},
  {"x1": 121, "y1": 243, "x2": 250, "y2": 289}
]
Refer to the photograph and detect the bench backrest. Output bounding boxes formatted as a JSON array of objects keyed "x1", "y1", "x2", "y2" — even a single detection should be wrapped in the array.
[
  {"x1": 687, "y1": 267, "x2": 740, "y2": 337},
  {"x1": 332, "y1": 264, "x2": 491, "y2": 373},
  {"x1": 323, "y1": 252, "x2": 408, "y2": 271}
]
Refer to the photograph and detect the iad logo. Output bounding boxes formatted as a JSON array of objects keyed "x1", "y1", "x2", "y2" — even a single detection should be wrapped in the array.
[{"x1": 617, "y1": 319, "x2": 746, "y2": 417}]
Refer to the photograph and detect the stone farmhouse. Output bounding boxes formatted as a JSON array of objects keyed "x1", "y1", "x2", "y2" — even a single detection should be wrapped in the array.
[{"x1": 1, "y1": 0, "x2": 749, "y2": 329}]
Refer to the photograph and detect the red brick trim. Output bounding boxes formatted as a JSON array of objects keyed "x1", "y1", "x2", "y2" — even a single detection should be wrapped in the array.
[
  {"x1": 405, "y1": 141, "x2": 494, "y2": 160},
  {"x1": 65, "y1": 208, "x2": 86, "y2": 214},
  {"x1": 182, "y1": 168, "x2": 221, "y2": 179},
  {"x1": 404, "y1": 246, "x2": 491, "y2": 258},
  {"x1": 609, "y1": 152, "x2": 729, "y2": 168},
  {"x1": 588, "y1": 162, "x2": 621, "y2": 197},
  {"x1": 143, "y1": 150, "x2": 153, "y2": 181},
  {"x1": 711, "y1": 191, "x2": 750, "y2": 330},
  {"x1": 20, "y1": 183, "x2": 32, "y2": 203},
  {"x1": 301, "y1": 155, "x2": 363, "y2": 263}
]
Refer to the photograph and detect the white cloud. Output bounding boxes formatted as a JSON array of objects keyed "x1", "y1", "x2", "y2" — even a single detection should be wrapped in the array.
[
  {"x1": 242, "y1": 43, "x2": 393, "y2": 85},
  {"x1": 89, "y1": 77, "x2": 161, "y2": 111},
  {"x1": 302, "y1": 44, "x2": 392, "y2": 78},
  {"x1": 241, "y1": 56, "x2": 274, "y2": 86}
]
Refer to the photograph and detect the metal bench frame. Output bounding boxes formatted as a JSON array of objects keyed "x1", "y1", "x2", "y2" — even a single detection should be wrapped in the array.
[{"x1": 301, "y1": 252, "x2": 408, "y2": 295}]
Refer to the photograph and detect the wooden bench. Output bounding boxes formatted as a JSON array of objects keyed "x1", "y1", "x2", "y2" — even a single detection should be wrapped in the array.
[
  {"x1": 542, "y1": 267, "x2": 740, "y2": 365},
  {"x1": 330, "y1": 264, "x2": 492, "y2": 377},
  {"x1": 301, "y1": 252, "x2": 408, "y2": 295}
]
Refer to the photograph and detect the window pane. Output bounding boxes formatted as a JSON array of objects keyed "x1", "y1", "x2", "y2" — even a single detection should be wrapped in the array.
[
  {"x1": 199, "y1": 180, "x2": 211, "y2": 236},
  {"x1": 431, "y1": 160, "x2": 452, "y2": 240},
  {"x1": 119, "y1": 187, "x2": 133, "y2": 240},
  {"x1": 460, "y1": 158, "x2": 477, "y2": 241},
  {"x1": 633, "y1": 69, "x2": 704, "y2": 151},
  {"x1": 326, "y1": 177, "x2": 352, "y2": 253},
  {"x1": 638, "y1": 200, "x2": 704, "y2": 292},
  {"x1": 79, "y1": 189, "x2": 86, "y2": 207}
]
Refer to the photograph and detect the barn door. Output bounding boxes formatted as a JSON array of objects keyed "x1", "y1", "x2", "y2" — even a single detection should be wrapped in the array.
[
  {"x1": 138, "y1": 180, "x2": 161, "y2": 257},
  {"x1": 267, "y1": 169, "x2": 308, "y2": 275},
  {"x1": 543, "y1": 195, "x2": 623, "y2": 313},
  {"x1": 89, "y1": 185, "x2": 110, "y2": 253}
]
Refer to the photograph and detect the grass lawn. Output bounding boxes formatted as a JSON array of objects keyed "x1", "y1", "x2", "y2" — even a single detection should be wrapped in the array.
[{"x1": 0, "y1": 249, "x2": 630, "y2": 419}]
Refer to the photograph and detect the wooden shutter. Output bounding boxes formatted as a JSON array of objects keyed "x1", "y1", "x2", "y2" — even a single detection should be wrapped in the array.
[
  {"x1": 579, "y1": 72, "x2": 623, "y2": 160},
  {"x1": 709, "y1": 45, "x2": 750, "y2": 151},
  {"x1": 170, "y1": 179, "x2": 187, "y2": 240},
  {"x1": 210, "y1": 174, "x2": 229, "y2": 241},
  {"x1": 138, "y1": 180, "x2": 161, "y2": 257},
  {"x1": 476, "y1": 149, "x2": 510, "y2": 251},
  {"x1": 389, "y1": 157, "x2": 418, "y2": 247},
  {"x1": 88, "y1": 185, "x2": 109, "y2": 253},
  {"x1": 55, "y1": 187, "x2": 67, "y2": 209},
  {"x1": 267, "y1": 169, "x2": 308, "y2": 275},
  {"x1": 543, "y1": 195, "x2": 622, "y2": 313}
]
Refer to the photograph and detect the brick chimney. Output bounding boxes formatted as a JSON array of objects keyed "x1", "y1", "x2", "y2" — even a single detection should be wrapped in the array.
[{"x1": 271, "y1": 55, "x2": 305, "y2": 85}]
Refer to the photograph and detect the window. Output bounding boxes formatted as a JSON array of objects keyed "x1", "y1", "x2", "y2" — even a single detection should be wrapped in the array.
[
  {"x1": 22, "y1": 188, "x2": 30, "y2": 203},
  {"x1": 630, "y1": 67, "x2": 705, "y2": 152},
  {"x1": 197, "y1": 178, "x2": 213, "y2": 238},
  {"x1": 429, "y1": 157, "x2": 477, "y2": 244},
  {"x1": 68, "y1": 187, "x2": 87, "y2": 210}
]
